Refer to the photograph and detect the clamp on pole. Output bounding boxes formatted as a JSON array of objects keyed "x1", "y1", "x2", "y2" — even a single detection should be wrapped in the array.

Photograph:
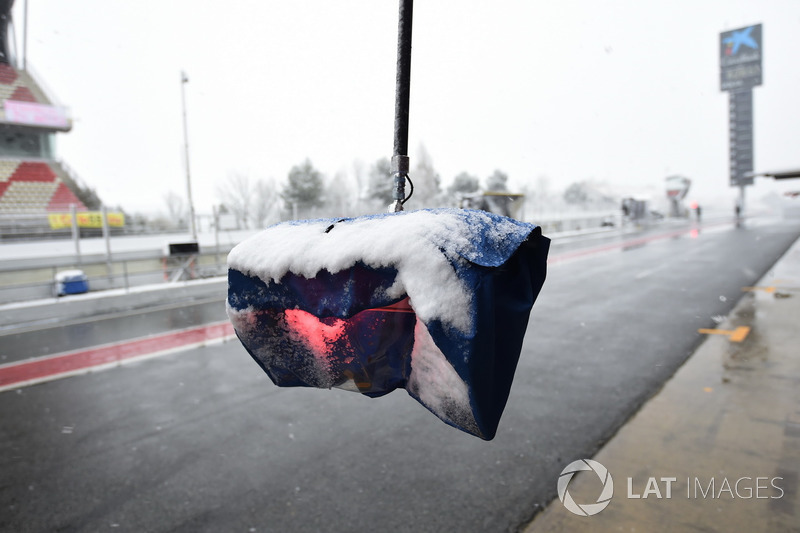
[{"x1": 390, "y1": 155, "x2": 410, "y2": 212}]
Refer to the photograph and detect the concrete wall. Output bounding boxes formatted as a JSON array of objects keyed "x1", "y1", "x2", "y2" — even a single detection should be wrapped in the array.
[{"x1": 0, "y1": 277, "x2": 227, "y2": 330}]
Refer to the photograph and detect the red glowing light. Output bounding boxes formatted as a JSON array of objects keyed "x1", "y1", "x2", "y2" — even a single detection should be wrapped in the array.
[
  {"x1": 282, "y1": 298, "x2": 416, "y2": 371},
  {"x1": 284, "y1": 309, "x2": 348, "y2": 364}
]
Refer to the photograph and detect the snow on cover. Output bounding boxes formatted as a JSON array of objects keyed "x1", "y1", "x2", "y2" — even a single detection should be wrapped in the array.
[
  {"x1": 227, "y1": 208, "x2": 532, "y2": 333},
  {"x1": 227, "y1": 208, "x2": 539, "y2": 436},
  {"x1": 407, "y1": 316, "x2": 478, "y2": 434}
]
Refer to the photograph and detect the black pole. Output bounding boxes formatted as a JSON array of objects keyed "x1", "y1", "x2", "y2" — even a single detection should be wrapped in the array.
[
  {"x1": 391, "y1": 0, "x2": 413, "y2": 211},
  {"x1": 394, "y1": 0, "x2": 413, "y2": 157},
  {"x1": 0, "y1": 0, "x2": 13, "y2": 65}
]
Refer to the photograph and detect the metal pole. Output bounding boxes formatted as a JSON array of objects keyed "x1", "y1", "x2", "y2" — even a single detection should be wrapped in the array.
[
  {"x1": 181, "y1": 71, "x2": 198, "y2": 241},
  {"x1": 123, "y1": 260, "x2": 129, "y2": 292},
  {"x1": 101, "y1": 205, "x2": 113, "y2": 284},
  {"x1": 390, "y1": 0, "x2": 413, "y2": 212},
  {"x1": 69, "y1": 203, "x2": 81, "y2": 265},
  {"x1": 213, "y1": 204, "x2": 220, "y2": 268},
  {"x1": 21, "y1": 0, "x2": 28, "y2": 70},
  {"x1": 739, "y1": 185, "x2": 746, "y2": 217}
]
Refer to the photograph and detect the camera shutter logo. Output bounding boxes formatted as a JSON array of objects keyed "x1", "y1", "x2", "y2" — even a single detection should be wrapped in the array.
[{"x1": 557, "y1": 459, "x2": 614, "y2": 516}]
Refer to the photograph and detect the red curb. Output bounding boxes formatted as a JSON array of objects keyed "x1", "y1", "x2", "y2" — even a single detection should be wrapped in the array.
[{"x1": 0, "y1": 320, "x2": 235, "y2": 390}]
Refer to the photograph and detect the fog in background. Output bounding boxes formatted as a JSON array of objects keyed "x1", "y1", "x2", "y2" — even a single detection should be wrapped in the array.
[{"x1": 11, "y1": 0, "x2": 800, "y2": 220}]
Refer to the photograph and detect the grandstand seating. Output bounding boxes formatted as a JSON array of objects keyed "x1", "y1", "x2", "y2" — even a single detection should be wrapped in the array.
[
  {"x1": 13, "y1": 161, "x2": 57, "y2": 181},
  {"x1": 0, "y1": 160, "x2": 86, "y2": 214},
  {"x1": 0, "y1": 63, "x2": 43, "y2": 104},
  {"x1": 0, "y1": 62, "x2": 87, "y2": 219},
  {"x1": 0, "y1": 64, "x2": 18, "y2": 84},
  {"x1": 8, "y1": 86, "x2": 37, "y2": 103},
  {"x1": 47, "y1": 182, "x2": 85, "y2": 212}
]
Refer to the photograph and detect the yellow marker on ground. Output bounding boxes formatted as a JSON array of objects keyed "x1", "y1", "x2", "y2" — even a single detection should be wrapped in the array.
[
  {"x1": 742, "y1": 286, "x2": 776, "y2": 293},
  {"x1": 697, "y1": 326, "x2": 750, "y2": 343}
]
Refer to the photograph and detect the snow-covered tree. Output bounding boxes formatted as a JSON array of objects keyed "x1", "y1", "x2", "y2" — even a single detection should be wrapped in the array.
[
  {"x1": 411, "y1": 144, "x2": 442, "y2": 207},
  {"x1": 163, "y1": 190, "x2": 186, "y2": 229},
  {"x1": 448, "y1": 172, "x2": 480, "y2": 196},
  {"x1": 326, "y1": 170, "x2": 357, "y2": 216},
  {"x1": 282, "y1": 159, "x2": 325, "y2": 211},
  {"x1": 216, "y1": 171, "x2": 253, "y2": 229},
  {"x1": 486, "y1": 169, "x2": 509, "y2": 192},
  {"x1": 367, "y1": 157, "x2": 393, "y2": 205},
  {"x1": 253, "y1": 178, "x2": 279, "y2": 228}
]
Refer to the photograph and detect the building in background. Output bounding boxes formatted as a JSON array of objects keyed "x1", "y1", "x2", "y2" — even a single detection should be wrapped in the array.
[{"x1": 0, "y1": 0, "x2": 106, "y2": 240}]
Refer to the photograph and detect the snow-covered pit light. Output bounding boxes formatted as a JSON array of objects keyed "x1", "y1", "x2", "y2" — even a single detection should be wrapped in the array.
[{"x1": 227, "y1": 208, "x2": 534, "y2": 435}]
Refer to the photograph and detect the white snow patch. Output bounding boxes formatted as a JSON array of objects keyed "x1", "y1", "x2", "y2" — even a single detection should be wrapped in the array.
[
  {"x1": 406, "y1": 317, "x2": 478, "y2": 435},
  {"x1": 226, "y1": 302, "x2": 263, "y2": 344}
]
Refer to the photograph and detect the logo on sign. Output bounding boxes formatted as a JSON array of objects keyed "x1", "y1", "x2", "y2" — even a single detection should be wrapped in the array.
[{"x1": 557, "y1": 459, "x2": 614, "y2": 516}]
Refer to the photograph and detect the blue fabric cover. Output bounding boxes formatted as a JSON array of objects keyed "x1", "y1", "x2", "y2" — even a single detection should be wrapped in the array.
[{"x1": 227, "y1": 209, "x2": 549, "y2": 440}]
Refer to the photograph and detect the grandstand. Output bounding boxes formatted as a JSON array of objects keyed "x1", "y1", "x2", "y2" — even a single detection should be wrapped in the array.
[{"x1": 0, "y1": 0, "x2": 96, "y2": 240}]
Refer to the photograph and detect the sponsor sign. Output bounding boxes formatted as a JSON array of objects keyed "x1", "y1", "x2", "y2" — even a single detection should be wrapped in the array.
[
  {"x1": 48, "y1": 212, "x2": 125, "y2": 229},
  {"x1": 4, "y1": 100, "x2": 71, "y2": 130},
  {"x1": 720, "y1": 24, "x2": 762, "y2": 91}
]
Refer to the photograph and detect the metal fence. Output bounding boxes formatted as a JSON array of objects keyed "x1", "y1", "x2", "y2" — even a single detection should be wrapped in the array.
[{"x1": 0, "y1": 248, "x2": 228, "y2": 305}]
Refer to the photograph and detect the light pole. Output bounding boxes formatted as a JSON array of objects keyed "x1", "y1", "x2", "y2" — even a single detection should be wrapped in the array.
[{"x1": 181, "y1": 70, "x2": 198, "y2": 241}]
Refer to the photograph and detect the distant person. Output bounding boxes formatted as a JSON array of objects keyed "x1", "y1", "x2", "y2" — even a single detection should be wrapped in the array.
[
  {"x1": 735, "y1": 200, "x2": 743, "y2": 227},
  {"x1": 695, "y1": 205, "x2": 702, "y2": 222}
]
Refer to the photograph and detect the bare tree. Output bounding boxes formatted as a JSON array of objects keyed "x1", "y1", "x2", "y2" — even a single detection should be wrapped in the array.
[
  {"x1": 217, "y1": 171, "x2": 254, "y2": 229},
  {"x1": 351, "y1": 159, "x2": 368, "y2": 214},
  {"x1": 367, "y1": 157, "x2": 393, "y2": 206},
  {"x1": 163, "y1": 190, "x2": 186, "y2": 229},
  {"x1": 536, "y1": 174, "x2": 550, "y2": 199},
  {"x1": 252, "y1": 177, "x2": 279, "y2": 228},
  {"x1": 412, "y1": 144, "x2": 442, "y2": 207},
  {"x1": 326, "y1": 170, "x2": 357, "y2": 216},
  {"x1": 351, "y1": 159, "x2": 366, "y2": 200}
]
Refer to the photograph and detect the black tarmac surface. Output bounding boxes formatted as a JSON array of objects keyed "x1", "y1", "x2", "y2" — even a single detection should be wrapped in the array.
[
  {"x1": 1, "y1": 217, "x2": 799, "y2": 533},
  {"x1": 0, "y1": 297, "x2": 227, "y2": 364}
]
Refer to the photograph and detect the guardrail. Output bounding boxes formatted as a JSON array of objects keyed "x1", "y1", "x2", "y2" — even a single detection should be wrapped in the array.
[
  {"x1": 0, "y1": 248, "x2": 228, "y2": 305},
  {"x1": 0, "y1": 210, "x2": 643, "y2": 305},
  {"x1": 533, "y1": 211, "x2": 621, "y2": 233}
]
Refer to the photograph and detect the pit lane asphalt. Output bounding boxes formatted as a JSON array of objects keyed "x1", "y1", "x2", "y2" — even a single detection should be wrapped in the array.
[{"x1": 1, "y1": 217, "x2": 798, "y2": 533}]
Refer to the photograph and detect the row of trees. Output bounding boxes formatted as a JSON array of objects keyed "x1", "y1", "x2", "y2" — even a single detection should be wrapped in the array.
[
  {"x1": 201, "y1": 148, "x2": 517, "y2": 230},
  {"x1": 155, "y1": 151, "x2": 620, "y2": 232}
]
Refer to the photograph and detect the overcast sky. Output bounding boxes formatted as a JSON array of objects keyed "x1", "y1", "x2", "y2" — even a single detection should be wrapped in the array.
[{"x1": 11, "y1": 0, "x2": 800, "y2": 215}]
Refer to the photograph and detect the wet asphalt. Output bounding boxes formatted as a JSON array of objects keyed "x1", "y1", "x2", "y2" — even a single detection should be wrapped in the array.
[
  {"x1": 0, "y1": 297, "x2": 228, "y2": 365},
  {"x1": 1, "y1": 217, "x2": 799, "y2": 533}
]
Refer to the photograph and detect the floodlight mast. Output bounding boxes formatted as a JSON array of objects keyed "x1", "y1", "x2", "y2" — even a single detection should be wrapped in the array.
[
  {"x1": 22, "y1": 0, "x2": 27, "y2": 69},
  {"x1": 181, "y1": 70, "x2": 197, "y2": 241},
  {"x1": 390, "y1": 0, "x2": 413, "y2": 213}
]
